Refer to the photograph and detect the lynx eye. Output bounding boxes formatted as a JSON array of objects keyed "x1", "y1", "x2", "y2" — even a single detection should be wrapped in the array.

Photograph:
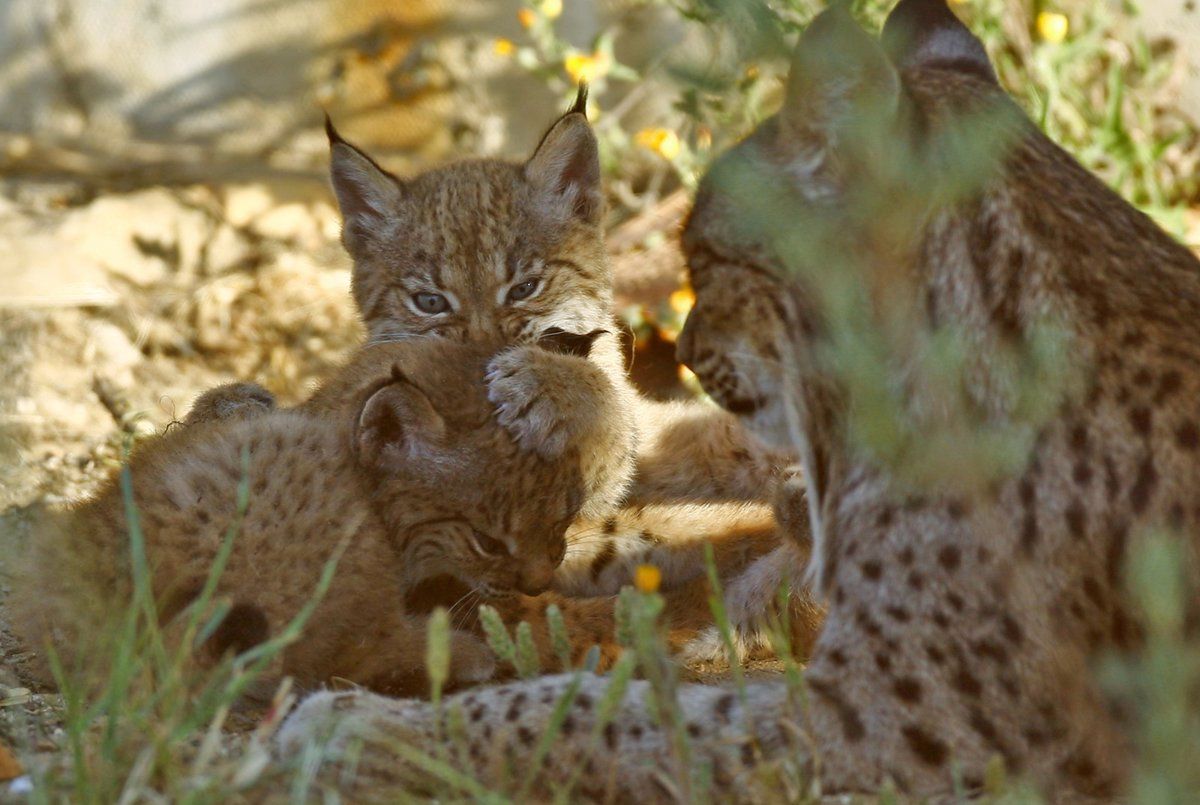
[
  {"x1": 506, "y1": 279, "x2": 540, "y2": 303},
  {"x1": 412, "y1": 292, "x2": 450, "y2": 315},
  {"x1": 472, "y1": 530, "x2": 510, "y2": 558}
]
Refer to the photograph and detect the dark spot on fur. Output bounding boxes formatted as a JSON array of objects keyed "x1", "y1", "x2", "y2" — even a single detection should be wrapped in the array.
[
  {"x1": 1129, "y1": 455, "x2": 1158, "y2": 514},
  {"x1": 901, "y1": 725, "x2": 948, "y2": 767},
  {"x1": 517, "y1": 726, "x2": 535, "y2": 746},
  {"x1": 740, "y1": 742, "x2": 756, "y2": 766},
  {"x1": 576, "y1": 693, "x2": 592, "y2": 712},
  {"x1": 1106, "y1": 521, "x2": 1128, "y2": 586},
  {"x1": 714, "y1": 693, "x2": 735, "y2": 725},
  {"x1": 937, "y1": 546, "x2": 961, "y2": 571},
  {"x1": 505, "y1": 693, "x2": 527, "y2": 722},
  {"x1": 877, "y1": 507, "x2": 894, "y2": 528},
  {"x1": 1082, "y1": 576, "x2": 1104, "y2": 607},
  {"x1": 828, "y1": 648, "x2": 848, "y2": 667},
  {"x1": 1065, "y1": 500, "x2": 1086, "y2": 540},
  {"x1": 885, "y1": 605, "x2": 911, "y2": 623},
  {"x1": 946, "y1": 592, "x2": 965, "y2": 612},
  {"x1": 972, "y1": 638, "x2": 1007, "y2": 664},
  {"x1": 861, "y1": 560, "x2": 883, "y2": 581},
  {"x1": 604, "y1": 722, "x2": 617, "y2": 749},
  {"x1": 1069, "y1": 424, "x2": 1089, "y2": 453},
  {"x1": 589, "y1": 542, "x2": 618, "y2": 581},
  {"x1": 953, "y1": 667, "x2": 983, "y2": 698},
  {"x1": 1000, "y1": 613, "x2": 1024, "y2": 645},
  {"x1": 907, "y1": 571, "x2": 925, "y2": 591},
  {"x1": 1176, "y1": 421, "x2": 1199, "y2": 450},
  {"x1": 808, "y1": 678, "x2": 866, "y2": 742},
  {"x1": 893, "y1": 677, "x2": 922, "y2": 703},
  {"x1": 1129, "y1": 407, "x2": 1152, "y2": 437},
  {"x1": 925, "y1": 643, "x2": 945, "y2": 665},
  {"x1": 602, "y1": 517, "x2": 618, "y2": 534},
  {"x1": 875, "y1": 653, "x2": 892, "y2": 673},
  {"x1": 947, "y1": 499, "x2": 967, "y2": 520},
  {"x1": 687, "y1": 722, "x2": 702, "y2": 738},
  {"x1": 898, "y1": 546, "x2": 914, "y2": 565}
]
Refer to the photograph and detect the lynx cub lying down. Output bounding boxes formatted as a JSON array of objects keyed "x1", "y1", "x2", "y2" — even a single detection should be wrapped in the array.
[{"x1": 11, "y1": 337, "x2": 600, "y2": 697}]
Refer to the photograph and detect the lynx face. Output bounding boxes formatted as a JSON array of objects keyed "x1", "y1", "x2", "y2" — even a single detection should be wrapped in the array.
[
  {"x1": 325, "y1": 97, "x2": 612, "y2": 350},
  {"x1": 345, "y1": 341, "x2": 589, "y2": 606}
]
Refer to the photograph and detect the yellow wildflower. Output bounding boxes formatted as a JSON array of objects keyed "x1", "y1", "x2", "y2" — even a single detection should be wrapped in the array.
[
  {"x1": 1036, "y1": 11, "x2": 1068, "y2": 43},
  {"x1": 493, "y1": 38, "x2": 515, "y2": 57},
  {"x1": 634, "y1": 564, "x2": 662, "y2": 594},
  {"x1": 541, "y1": 0, "x2": 563, "y2": 19},
  {"x1": 564, "y1": 51, "x2": 608, "y2": 84},
  {"x1": 517, "y1": 7, "x2": 536, "y2": 28},
  {"x1": 635, "y1": 127, "x2": 682, "y2": 161},
  {"x1": 668, "y1": 285, "x2": 694, "y2": 315}
]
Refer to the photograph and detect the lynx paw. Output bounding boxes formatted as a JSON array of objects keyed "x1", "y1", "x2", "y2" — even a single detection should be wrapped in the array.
[
  {"x1": 772, "y1": 464, "x2": 811, "y2": 547},
  {"x1": 678, "y1": 541, "x2": 807, "y2": 664},
  {"x1": 184, "y1": 382, "x2": 276, "y2": 426},
  {"x1": 486, "y1": 348, "x2": 573, "y2": 457}
]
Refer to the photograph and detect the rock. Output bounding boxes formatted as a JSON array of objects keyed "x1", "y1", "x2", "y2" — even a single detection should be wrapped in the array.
[
  {"x1": 86, "y1": 321, "x2": 143, "y2": 387},
  {"x1": 251, "y1": 202, "x2": 323, "y2": 248},
  {"x1": 223, "y1": 184, "x2": 275, "y2": 229},
  {"x1": 57, "y1": 188, "x2": 215, "y2": 285}
]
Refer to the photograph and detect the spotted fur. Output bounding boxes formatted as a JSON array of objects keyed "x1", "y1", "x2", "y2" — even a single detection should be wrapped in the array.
[{"x1": 276, "y1": 1, "x2": 1200, "y2": 799}]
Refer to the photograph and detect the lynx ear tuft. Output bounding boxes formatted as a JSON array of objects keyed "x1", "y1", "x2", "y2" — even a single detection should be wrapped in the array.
[
  {"x1": 327, "y1": 119, "x2": 404, "y2": 256},
  {"x1": 537, "y1": 327, "x2": 607, "y2": 358},
  {"x1": 524, "y1": 103, "x2": 603, "y2": 225},
  {"x1": 567, "y1": 83, "x2": 589, "y2": 118},
  {"x1": 882, "y1": 0, "x2": 996, "y2": 83},
  {"x1": 356, "y1": 369, "x2": 446, "y2": 470}
]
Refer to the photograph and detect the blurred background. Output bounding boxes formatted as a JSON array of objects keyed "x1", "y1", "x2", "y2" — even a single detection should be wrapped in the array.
[{"x1": 2, "y1": 0, "x2": 1199, "y2": 510}]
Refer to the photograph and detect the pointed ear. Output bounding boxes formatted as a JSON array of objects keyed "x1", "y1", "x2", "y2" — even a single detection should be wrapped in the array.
[
  {"x1": 356, "y1": 368, "x2": 446, "y2": 471},
  {"x1": 882, "y1": 0, "x2": 996, "y2": 83},
  {"x1": 537, "y1": 327, "x2": 607, "y2": 358},
  {"x1": 524, "y1": 89, "x2": 603, "y2": 225},
  {"x1": 326, "y1": 116, "x2": 404, "y2": 256},
  {"x1": 782, "y1": 3, "x2": 899, "y2": 140}
]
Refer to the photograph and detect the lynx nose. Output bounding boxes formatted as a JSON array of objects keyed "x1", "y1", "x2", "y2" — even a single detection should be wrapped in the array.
[{"x1": 517, "y1": 564, "x2": 555, "y2": 596}]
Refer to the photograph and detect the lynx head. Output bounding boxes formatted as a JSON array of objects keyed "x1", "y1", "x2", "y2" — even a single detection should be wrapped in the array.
[
  {"x1": 679, "y1": 0, "x2": 1021, "y2": 456},
  {"x1": 325, "y1": 87, "x2": 612, "y2": 349},
  {"x1": 348, "y1": 337, "x2": 597, "y2": 607}
]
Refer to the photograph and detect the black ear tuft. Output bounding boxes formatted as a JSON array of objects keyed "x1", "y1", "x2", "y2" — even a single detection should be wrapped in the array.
[
  {"x1": 882, "y1": 0, "x2": 996, "y2": 83},
  {"x1": 568, "y1": 83, "x2": 589, "y2": 118},
  {"x1": 324, "y1": 112, "x2": 345, "y2": 146},
  {"x1": 537, "y1": 327, "x2": 607, "y2": 358},
  {"x1": 524, "y1": 101, "x2": 603, "y2": 224}
]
